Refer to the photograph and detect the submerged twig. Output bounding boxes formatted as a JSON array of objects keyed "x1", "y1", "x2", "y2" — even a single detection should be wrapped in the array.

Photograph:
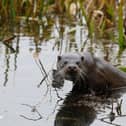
[
  {"x1": 38, "y1": 59, "x2": 50, "y2": 86},
  {"x1": 47, "y1": 96, "x2": 64, "y2": 120},
  {"x1": 100, "y1": 119, "x2": 120, "y2": 126},
  {"x1": 116, "y1": 99, "x2": 123, "y2": 116},
  {"x1": 99, "y1": 114, "x2": 126, "y2": 126},
  {"x1": 35, "y1": 59, "x2": 50, "y2": 88},
  {"x1": 35, "y1": 58, "x2": 53, "y2": 100},
  {"x1": 54, "y1": 88, "x2": 64, "y2": 100},
  {"x1": 47, "y1": 88, "x2": 64, "y2": 120},
  {"x1": 20, "y1": 114, "x2": 42, "y2": 121},
  {"x1": 37, "y1": 73, "x2": 49, "y2": 88},
  {"x1": 20, "y1": 104, "x2": 43, "y2": 121},
  {"x1": 38, "y1": 59, "x2": 48, "y2": 77}
]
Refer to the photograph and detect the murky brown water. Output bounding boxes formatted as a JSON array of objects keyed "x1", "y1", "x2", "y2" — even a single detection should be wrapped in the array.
[{"x1": 0, "y1": 16, "x2": 126, "y2": 126}]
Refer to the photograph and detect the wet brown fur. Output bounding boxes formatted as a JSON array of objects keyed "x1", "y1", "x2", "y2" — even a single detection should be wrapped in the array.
[{"x1": 53, "y1": 52, "x2": 126, "y2": 96}]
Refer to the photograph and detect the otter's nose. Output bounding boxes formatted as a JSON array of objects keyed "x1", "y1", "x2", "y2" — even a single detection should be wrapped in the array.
[{"x1": 67, "y1": 65, "x2": 78, "y2": 72}]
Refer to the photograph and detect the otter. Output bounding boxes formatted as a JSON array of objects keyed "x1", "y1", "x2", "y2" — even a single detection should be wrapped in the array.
[{"x1": 52, "y1": 52, "x2": 126, "y2": 96}]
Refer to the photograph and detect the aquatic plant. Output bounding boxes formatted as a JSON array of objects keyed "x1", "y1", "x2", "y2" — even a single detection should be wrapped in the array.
[
  {"x1": 0, "y1": 0, "x2": 126, "y2": 49},
  {"x1": 117, "y1": 0, "x2": 125, "y2": 49}
]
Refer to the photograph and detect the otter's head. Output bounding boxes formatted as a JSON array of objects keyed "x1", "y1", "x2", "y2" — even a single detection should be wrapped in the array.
[{"x1": 56, "y1": 53, "x2": 86, "y2": 83}]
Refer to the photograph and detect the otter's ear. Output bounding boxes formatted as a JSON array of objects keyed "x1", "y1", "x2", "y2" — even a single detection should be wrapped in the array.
[
  {"x1": 57, "y1": 56, "x2": 62, "y2": 62},
  {"x1": 81, "y1": 56, "x2": 84, "y2": 61}
]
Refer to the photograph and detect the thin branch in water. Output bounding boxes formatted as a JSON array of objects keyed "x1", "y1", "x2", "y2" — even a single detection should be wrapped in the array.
[
  {"x1": 38, "y1": 59, "x2": 48, "y2": 77},
  {"x1": 46, "y1": 88, "x2": 64, "y2": 120},
  {"x1": 54, "y1": 88, "x2": 64, "y2": 100},
  {"x1": 109, "y1": 98, "x2": 115, "y2": 122},
  {"x1": 20, "y1": 104, "x2": 43, "y2": 121},
  {"x1": 100, "y1": 119, "x2": 120, "y2": 126},
  {"x1": 116, "y1": 99, "x2": 123, "y2": 115},
  {"x1": 35, "y1": 59, "x2": 53, "y2": 100},
  {"x1": 99, "y1": 114, "x2": 126, "y2": 126},
  {"x1": 37, "y1": 73, "x2": 48, "y2": 88},
  {"x1": 20, "y1": 114, "x2": 42, "y2": 121},
  {"x1": 38, "y1": 59, "x2": 50, "y2": 87},
  {"x1": 46, "y1": 88, "x2": 64, "y2": 119},
  {"x1": 35, "y1": 59, "x2": 45, "y2": 76},
  {"x1": 35, "y1": 59, "x2": 50, "y2": 87},
  {"x1": 46, "y1": 97, "x2": 63, "y2": 120}
]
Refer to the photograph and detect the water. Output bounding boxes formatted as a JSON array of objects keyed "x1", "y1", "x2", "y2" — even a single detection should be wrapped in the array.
[
  {"x1": 0, "y1": 17, "x2": 126, "y2": 126},
  {"x1": 0, "y1": 35, "x2": 73, "y2": 126}
]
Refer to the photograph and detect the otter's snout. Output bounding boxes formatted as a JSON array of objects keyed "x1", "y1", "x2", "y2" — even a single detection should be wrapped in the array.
[{"x1": 66, "y1": 65, "x2": 78, "y2": 73}]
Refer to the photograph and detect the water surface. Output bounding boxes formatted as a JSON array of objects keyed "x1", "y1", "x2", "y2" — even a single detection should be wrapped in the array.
[{"x1": 0, "y1": 17, "x2": 126, "y2": 126}]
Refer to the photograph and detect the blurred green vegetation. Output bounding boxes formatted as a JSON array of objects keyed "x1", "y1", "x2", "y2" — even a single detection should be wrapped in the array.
[
  {"x1": 0, "y1": 0, "x2": 126, "y2": 49},
  {"x1": 119, "y1": 66, "x2": 126, "y2": 72}
]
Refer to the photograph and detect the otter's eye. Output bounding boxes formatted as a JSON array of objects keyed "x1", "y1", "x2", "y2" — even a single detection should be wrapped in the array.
[
  {"x1": 76, "y1": 61, "x2": 80, "y2": 65},
  {"x1": 64, "y1": 61, "x2": 68, "y2": 65}
]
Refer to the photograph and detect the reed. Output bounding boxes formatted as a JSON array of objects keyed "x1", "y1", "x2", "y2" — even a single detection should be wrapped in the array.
[
  {"x1": 117, "y1": 1, "x2": 125, "y2": 49},
  {"x1": 0, "y1": 0, "x2": 125, "y2": 49}
]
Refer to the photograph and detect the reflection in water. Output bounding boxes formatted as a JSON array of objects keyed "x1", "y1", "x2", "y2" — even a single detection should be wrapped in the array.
[
  {"x1": 3, "y1": 49, "x2": 10, "y2": 86},
  {"x1": 54, "y1": 91, "x2": 96, "y2": 126},
  {"x1": 14, "y1": 37, "x2": 20, "y2": 71},
  {"x1": 54, "y1": 87, "x2": 126, "y2": 126},
  {"x1": 3, "y1": 37, "x2": 19, "y2": 86}
]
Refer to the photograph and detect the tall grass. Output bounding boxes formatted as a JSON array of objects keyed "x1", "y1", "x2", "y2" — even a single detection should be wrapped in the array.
[
  {"x1": 118, "y1": 1, "x2": 125, "y2": 49},
  {"x1": 10, "y1": 0, "x2": 16, "y2": 19},
  {"x1": 0, "y1": 0, "x2": 125, "y2": 49}
]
